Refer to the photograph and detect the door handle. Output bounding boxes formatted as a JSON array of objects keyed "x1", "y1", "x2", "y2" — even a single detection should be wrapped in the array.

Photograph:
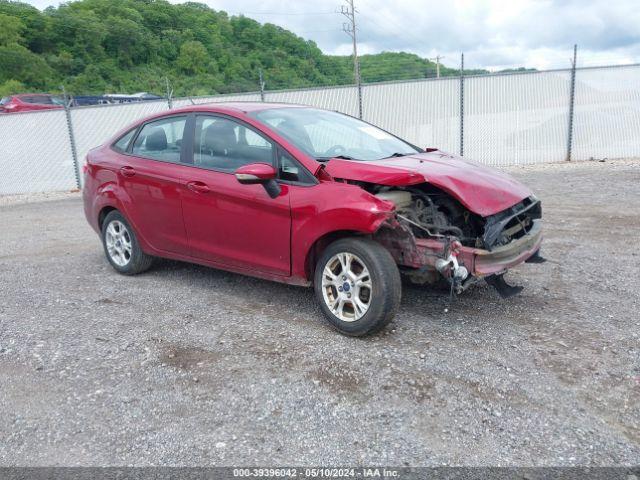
[
  {"x1": 187, "y1": 181, "x2": 210, "y2": 194},
  {"x1": 120, "y1": 166, "x2": 136, "y2": 177}
]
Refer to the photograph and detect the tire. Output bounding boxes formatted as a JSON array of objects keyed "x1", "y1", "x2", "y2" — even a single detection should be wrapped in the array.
[
  {"x1": 314, "y1": 237, "x2": 401, "y2": 336},
  {"x1": 101, "y1": 210, "x2": 153, "y2": 275}
]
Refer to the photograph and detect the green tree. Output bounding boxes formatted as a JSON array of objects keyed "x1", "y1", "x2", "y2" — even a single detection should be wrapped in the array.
[
  {"x1": 0, "y1": 79, "x2": 26, "y2": 97},
  {"x1": 176, "y1": 40, "x2": 209, "y2": 74},
  {"x1": 0, "y1": 13, "x2": 24, "y2": 46},
  {"x1": 0, "y1": 44, "x2": 52, "y2": 88}
]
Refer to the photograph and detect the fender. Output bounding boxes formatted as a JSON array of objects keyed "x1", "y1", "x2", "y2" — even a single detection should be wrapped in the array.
[{"x1": 289, "y1": 181, "x2": 395, "y2": 280}]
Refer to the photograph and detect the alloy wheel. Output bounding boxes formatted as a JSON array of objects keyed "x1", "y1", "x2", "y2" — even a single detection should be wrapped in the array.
[
  {"x1": 321, "y1": 252, "x2": 372, "y2": 322},
  {"x1": 105, "y1": 220, "x2": 132, "y2": 267}
]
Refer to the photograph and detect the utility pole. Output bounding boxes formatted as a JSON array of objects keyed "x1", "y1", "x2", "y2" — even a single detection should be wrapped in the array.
[
  {"x1": 341, "y1": 0, "x2": 363, "y2": 118},
  {"x1": 259, "y1": 69, "x2": 266, "y2": 102},
  {"x1": 430, "y1": 55, "x2": 444, "y2": 78}
]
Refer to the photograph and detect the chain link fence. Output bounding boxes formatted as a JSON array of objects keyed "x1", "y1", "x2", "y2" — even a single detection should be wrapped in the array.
[
  {"x1": 573, "y1": 65, "x2": 640, "y2": 161},
  {"x1": 464, "y1": 70, "x2": 573, "y2": 166},
  {"x1": 363, "y1": 77, "x2": 461, "y2": 154},
  {"x1": 0, "y1": 108, "x2": 75, "y2": 194},
  {"x1": 1, "y1": 64, "x2": 639, "y2": 195}
]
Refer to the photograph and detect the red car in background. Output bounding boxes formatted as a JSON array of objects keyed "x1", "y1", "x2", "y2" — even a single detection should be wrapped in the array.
[
  {"x1": 83, "y1": 102, "x2": 544, "y2": 336},
  {"x1": 0, "y1": 94, "x2": 64, "y2": 113}
]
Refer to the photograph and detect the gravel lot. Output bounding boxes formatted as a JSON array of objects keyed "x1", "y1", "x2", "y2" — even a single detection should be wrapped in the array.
[{"x1": 1, "y1": 159, "x2": 639, "y2": 467}]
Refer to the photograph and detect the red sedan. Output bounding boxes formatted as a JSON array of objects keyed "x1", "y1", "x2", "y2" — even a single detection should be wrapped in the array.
[
  {"x1": 83, "y1": 103, "x2": 543, "y2": 336},
  {"x1": 0, "y1": 94, "x2": 65, "y2": 113}
]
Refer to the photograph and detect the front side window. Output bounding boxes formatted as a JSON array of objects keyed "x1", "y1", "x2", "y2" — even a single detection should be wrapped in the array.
[
  {"x1": 278, "y1": 149, "x2": 315, "y2": 184},
  {"x1": 131, "y1": 116, "x2": 186, "y2": 163},
  {"x1": 193, "y1": 115, "x2": 274, "y2": 172},
  {"x1": 250, "y1": 107, "x2": 421, "y2": 162}
]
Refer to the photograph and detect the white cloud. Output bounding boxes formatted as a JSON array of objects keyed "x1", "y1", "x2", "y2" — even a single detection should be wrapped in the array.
[{"x1": 21, "y1": 0, "x2": 640, "y2": 70}]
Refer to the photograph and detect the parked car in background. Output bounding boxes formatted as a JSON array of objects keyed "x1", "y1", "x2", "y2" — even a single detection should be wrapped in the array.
[
  {"x1": 0, "y1": 92, "x2": 164, "y2": 112},
  {"x1": 0, "y1": 94, "x2": 65, "y2": 113},
  {"x1": 102, "y1": 92, "x2": 164, "y2": 104},
  {"x1": 70, "y1": 95, "x2": 113, "y2": 107},
  {"x1": 83, "y1": 102, "x2": 544, "y2": 336},
  {"x1": 70, "y1": 92, "x2": 164, "y2": 107}
]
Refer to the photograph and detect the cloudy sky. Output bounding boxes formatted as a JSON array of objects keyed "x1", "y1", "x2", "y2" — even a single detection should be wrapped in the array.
[{"x1": 24, "y1": 0, "x2": 640, "y2": 71}]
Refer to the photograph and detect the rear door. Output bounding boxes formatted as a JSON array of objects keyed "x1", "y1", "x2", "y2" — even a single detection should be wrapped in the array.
[
  {"x1": 180, "y1": 114, "x2": 291, "y2": 276},
  {"x1": 117, "y1": 115, "x2": 191, "y2": 254}
]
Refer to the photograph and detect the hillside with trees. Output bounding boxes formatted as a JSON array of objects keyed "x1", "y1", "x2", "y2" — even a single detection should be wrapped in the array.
[{"x1": 0, "y1": 0, "x2": 487, "y2": 98}]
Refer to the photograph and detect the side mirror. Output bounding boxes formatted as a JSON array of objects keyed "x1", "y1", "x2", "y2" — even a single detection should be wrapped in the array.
[
  {"x1": 234, "y1": 163, "x2": 277, "y2": 184},
  {"x1": 234, "y1": 163, "x2": 281, "y2": 199}
]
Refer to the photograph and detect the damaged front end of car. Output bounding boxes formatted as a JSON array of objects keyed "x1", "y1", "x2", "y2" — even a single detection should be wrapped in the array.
[{"x1": 367, "y1": 185, "x2": 544, "y2": 298}]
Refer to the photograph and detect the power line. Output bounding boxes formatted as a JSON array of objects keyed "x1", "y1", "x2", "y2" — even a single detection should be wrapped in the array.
[
  {"x1": 356, "y1": 11, "x2": 441, "y2": 59},
  {"x1": 225, "y1": 10, "x2": 338, "y2": 16},
  {"x1": 283, "y1": 28, "x2": 343, "y2": 35}
]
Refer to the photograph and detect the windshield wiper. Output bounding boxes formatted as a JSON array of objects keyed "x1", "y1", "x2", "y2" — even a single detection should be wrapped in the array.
[
  {"x1": 316, "y1": 154, "x2": 355, "y2": 161},
  {"x1": 385, "y1": 152, "x2": 413, "y2": 158}
]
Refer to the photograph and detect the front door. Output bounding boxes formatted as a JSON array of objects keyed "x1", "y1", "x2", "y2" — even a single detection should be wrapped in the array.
[{"x1": 180, "y1": 114, "x2": 291, "y2": 276}]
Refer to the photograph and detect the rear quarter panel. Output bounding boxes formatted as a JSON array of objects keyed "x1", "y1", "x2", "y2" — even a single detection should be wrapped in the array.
[{"x1": 83, "y1": 147, "x2": 131, "y2": 234}]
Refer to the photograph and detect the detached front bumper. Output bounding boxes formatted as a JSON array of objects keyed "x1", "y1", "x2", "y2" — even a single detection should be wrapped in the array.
[{"x1": 411, "y1": 220, "x2": 543, "y2": 278}]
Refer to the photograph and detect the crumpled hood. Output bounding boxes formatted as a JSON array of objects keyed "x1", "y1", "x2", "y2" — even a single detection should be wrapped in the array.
[{"x1": 323, "y1": 150, "x2": 533, "y2": 217}]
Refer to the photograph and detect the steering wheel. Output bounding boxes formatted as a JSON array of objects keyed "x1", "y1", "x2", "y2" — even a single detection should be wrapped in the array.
[{"x1": 324, "y1": 145, "x2": 347, "y2": 158}]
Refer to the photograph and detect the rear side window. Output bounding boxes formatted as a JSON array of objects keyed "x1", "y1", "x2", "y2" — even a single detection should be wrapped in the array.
[
  {"x1": 112, "y1": 129, "x2": 137, "y2": 153},
  {"x1": 131, "y1": 116, "x2": 186, "y2": 163}
]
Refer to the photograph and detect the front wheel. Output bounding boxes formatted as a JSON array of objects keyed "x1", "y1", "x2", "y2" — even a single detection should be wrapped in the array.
[{"x1": 314, "y1": 238, "x2": 401, "y2": 336}]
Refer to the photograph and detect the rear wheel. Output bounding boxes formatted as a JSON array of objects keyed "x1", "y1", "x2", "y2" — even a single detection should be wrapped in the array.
[
  {"x1": 314, "y1": 238, "x2": 401, "y2": 336},
  {"x1": 101, "y1": 210, "x2": 153, "y2": 275}
]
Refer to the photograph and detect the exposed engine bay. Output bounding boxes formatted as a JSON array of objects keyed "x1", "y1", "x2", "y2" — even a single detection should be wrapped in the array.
[
  {"x1": 360, "y1": 183, "x2": 544, "y2": 297},
  {"x1": 374, "y1": 188, "x2": 483, "y2": 246}
]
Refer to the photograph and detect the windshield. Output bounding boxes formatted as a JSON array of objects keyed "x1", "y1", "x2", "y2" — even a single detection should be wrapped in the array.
[
  {"x1": 0, "y1": 97, "x2": 10, "y2": 106},
  {"x1": 250, "y1": 107, "x2": 421, "y2": 161}
]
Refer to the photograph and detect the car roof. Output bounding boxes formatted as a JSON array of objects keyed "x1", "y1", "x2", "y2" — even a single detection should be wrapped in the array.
[{"x1": 170, "y1": 101, "x2": 308, "y2": 115}]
